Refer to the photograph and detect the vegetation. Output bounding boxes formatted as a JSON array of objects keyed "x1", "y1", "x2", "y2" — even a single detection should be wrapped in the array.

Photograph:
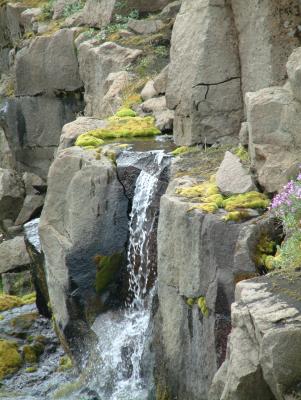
[
  {"x1": 0, "y1": 340, "x2": 22, "y2": 379},
  {"x1": 94, "y1": 253, "x2": 124, "y2": 294},
  {"x1": 63, "y1": 0, "x2": 85, "y2": 18},
  {"x1": 0, "y1": 292, "x2": 36, "y2": 312}
]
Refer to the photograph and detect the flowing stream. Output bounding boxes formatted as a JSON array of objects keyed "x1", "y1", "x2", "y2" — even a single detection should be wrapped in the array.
[{"x1": 90, "y1": 151, "x2": 170, "y2": 400}]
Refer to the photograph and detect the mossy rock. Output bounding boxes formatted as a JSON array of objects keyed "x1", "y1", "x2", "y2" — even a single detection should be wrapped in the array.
[
  {"x1": 94, "y1": 253, "x2": 124, "y2": 294},
  {"x1": 116, "y1": 108, "x2": 137, "y2": 118},
  {"x1": 223, "y1": 192, "x2": 269, "y2": 212},
  {"x1": 58, "y1": 355, "x2": 73, "y2": 371},
  {"x1": 0, "y1": 340, "x2": 22, "y2": 379},
  {"x1": 23, "y1": 345, "x2": 38, "y2": 364},
  {"x1": 0, "y1": 294, "x2": 23, "y2": 311}
]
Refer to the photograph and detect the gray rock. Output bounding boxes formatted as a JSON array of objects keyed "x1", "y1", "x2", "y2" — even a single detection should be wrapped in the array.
[
  {"x1": 239, "y1": 122, "x2": 249, "y2": 146},
  {"x1": 15, "y1": 194, "x2": 44, "y2": 226},
  {"x1": 0, "y1": 127, "x2": 14, "y2": 170},
  {"x1": 80, "y1": 0, "x2": 115, "y2": 28},
  {"x1": 20, "y1": 8, "x2": 41, "y2": 32},
  {"x1": 22, "y1": 172, "x2": 46, "y2": 195},
  {"x1": 0, "y1": 168, "x2": 24, "y2": 222},
  {"x1": 58, "y1": 117, "x2": 107, "y2": 152},
  {"x1": 2, "y1": 270, "x2": 34, "y2": 296},
  {"x1": 0, "y1": 236, "x2": 30, "y2": 273},
  {"x1": 216, "y1": 151, "x2": 255, "y2": 196},
  {"x1": 159, "y1": 0, "x2": 181, "y2": 19},
  {"x1": 78, "y1": 41, "x2": 142, "y2": 118},
  {"x1": 39, "y1": 146, "x2": 129, "y2": 356},
  {"x1": 127, "y1": 18, "x2": 165, "y2": 35},
  {"x1": 166, "y1": 0, "x2": 243, "y2": 145},
  {"x1": 125, "y1": 0, "x2": 174, "y2": 12},
  {"x1": 154, "y1": 109, "x2": 174, "y2": 132},
  {"x1": 100, "y1": 71, "x2": 132, "y2": 117},
  {"x1": 153, "y1": 65, "x2": 169, "y2": 95},
  {"x1": 1, "y1": 94, "x2": 83, "y2": 179},
  {"x1": 287, "y1": 47, "x2": 301, "y2": 102},
  {"x1": 141, "y1": 80, "x2": 158, "y2": 101},
  {"x1": 15, "y1": 29, "x2": 83, "y2": 96},
  {"x1": 53, "y1": 0, "x2": 78, "y2": 20},
  {"x1": 141, "y1": 96, "x2": 166, "y2": 113}
]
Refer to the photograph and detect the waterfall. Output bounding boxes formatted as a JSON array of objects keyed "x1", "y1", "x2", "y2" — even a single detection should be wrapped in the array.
[{"x1": 91, "y1": 151, "x2": 170, "y2": 400}]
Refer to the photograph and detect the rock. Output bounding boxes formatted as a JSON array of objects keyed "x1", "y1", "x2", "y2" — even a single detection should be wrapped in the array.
[
  {"x1": 0, "y1": 236, "x2": 30, "y2": 274},
  {"x1": 1, "y1": 94, "x2": 83, "y2": 179},
  {"x1": 239, "y1": 122, "x2": 249, "y2": 146},
  {"x1": 153, "y1": 65, "x2": 169, "y2": 95},
  {"x1": 2, "y1": 270, "x2": 34, "y2": 296},
  {"x1": 125, "y1": 0, "x2": 174, "y2": 13},
  {"x1": 0, "y1": 168, "x2": 24, "y2": 222},
  {"x1": 20, "y1": 8, "x2": 41, "y2": 32},
  {"x1": 141, "y1": 96, "x2": 166, "y2": 113},
  {"x1": 209, "y1": 274, "x2": 301, "y2": 400},
  {"x1": 231, "y1": 0, "x2": 301, "y2": 95},
  {"x1": 246, "y1": 86, "x2": 301, "y2": 192},
  {"x1": 22, "y1": 172, "x2": 46, "y2": 195},
  {"x1": 100, "y1": 71, "x2": 132, "y2": 117},
  {"x1": 78, "y1": 41, "x2": 142, "y2": 118},
  {"x1": 24, "y1": 218, "x2": 51, "y2": 318},
  {"x1": 0, "y1": 127, "x2": 14, "y2": 169},
  {"x1": 58, "y1": 117, "x2": 107, "y2": 152},
  {"x1": 39, "y1": 146, "x2": 129, "y2": 356},
  {"x1": 53, "y1": 0, "x2": 78, "y2": 20},
  {"x1": 15, "y1": 29, "x2": 83, "y2": 96},
  {"x1": 80, "y1": 0, "x2": 115, "y2": 28},
  {"x1": 15, "y1": 194, "x2": 44, "y2": 226},
  {"x1": 159, "y1": 1, "x2": 181, "y2": 19},
  {"x1": 154, "y1": 109, "x2": 174, "y2": 132},
  {"x1": 127, "y1": 18, "x2": 165, "y2": 35},
  {"x1": 1, "y1": 2, "x2": 26, "y2": 46},
  {"x1": 166, "y1": 0, "x2": 243, "y2": 145},
  {"x1": 141, "y1": 80, "x2": 158, "y2": 101},
  {"x1": 216, "y1": 151, "x2": 255, "y2": 196},
  {"x1": 287, "y1": 47, "x2": 301, "y2": 102}
]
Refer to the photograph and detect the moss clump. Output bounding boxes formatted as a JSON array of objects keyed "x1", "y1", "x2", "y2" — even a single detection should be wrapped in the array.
[
  {"x1": 94, "y1": 253, "x2": 124, "y2": 294},
  {"x1": 23, "y1": 345, "x2": 38, "y2": 364},
  {"x1": 176, "y1": 177, "x2": 219, "y2": 199},
  {"x1": 186, "y1": 298, "x2": 195, "y2": 307},
  {"x1": 76, "y1": 135, "x2": 104, "y2": 148},
  {"x1": 254, "y1": 234, "x2": 277, "y2": 271},
  {"x1": 234, "y1": 145, "x2": 250, "y2": 162},
  {"x1": 25, "y1": 366, "x2": 37, "y2": 373},
  {"x1": 222, "y1": 210, "x2": 252, "y2": 222},
  {"x1": 76, "y1": 116, "x2": 160, "y2": 149},
  {"x1": 21, "y1": 292, "x2": 36, "y2": 305},
  {"x1": 0, "y1": 340, "x2": 22, "y2": 379},
  {"x1": 0, "y1": 294, "x2": 23, "y2": 311},
  {"x1": 172, "y1": 146, "x2": 190, "y2": 156},
  {"x1": 58, "y1": 355, "x2": 73, "y2": 371},
  {"x1": 197, "y1": 296, "x2": 209, "y2": 317},
  {"x1": 189, "y1": 203, "x2": 219, "y2": 214},
  {"x1": 223, "y1": 192, "x2": 269, "y2": 212},
  {"x1": 116, "y1": 108, "x2": 137, "y2": 118}
]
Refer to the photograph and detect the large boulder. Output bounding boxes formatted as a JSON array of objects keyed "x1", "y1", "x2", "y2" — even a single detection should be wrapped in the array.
[
  {"x1": 0, "y1": 168, "x2": 24, "y2": 222},
  {"x1": 1, "y1": 94, "x2": 83, "y2": 179},
  {"x1": 0, "y1": 236, "x2": 30, "y2": 274},
  {"x1": 231, "y1": 0, "x2": 301, "y2": 95},
  {"x1": 15, "y1": 29, "x2": 83, "y2": 96},
  {"x1": 166, "y1": 0, "x2": 243, "y2": 145},
  {"x1": 78, "y1": 41, "x2": 141, "y2": 118},
  {"x1": 39, "y1": 147, "x2": 129, "y2": 357},
  {"x1": 209, "y1": 274, "x2": 301, "y2": 400}
]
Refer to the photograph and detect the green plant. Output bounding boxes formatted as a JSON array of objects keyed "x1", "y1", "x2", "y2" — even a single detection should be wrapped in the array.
[
  {"x1": 39, "y1": 0, "x2": 55, "y2": 21},
  {"x1": 63, "y1": 0, "x2": 85, "y2": 18},
  {"x1": 154, "y1": 45, "x2": 168, "y2": 57}
]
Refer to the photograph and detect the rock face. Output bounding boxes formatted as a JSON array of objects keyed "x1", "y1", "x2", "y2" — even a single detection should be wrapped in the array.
[
  {"x1": 39, "y1": 147, "x2": 129, "y2": 355},
  {"x1": 78, "y1": 41, "x2": 141, "y2": 118},
  {"x1": 216, "y1": 151, "x2": 255, "y2": 195},
  {"x1": 209, "y1": 275, "x2": 301, "y2": 400},
  {"x1": 0, "y1": 168, "x2": 24, "y2": 222},
  {"x1": 153, "y1": 157, "x2": 279, "y2": 400},
  {"x1": 15, "y1": 29, "x2": 82, "y2": 96},
  {"x1": 166, "y1": 0, "x2": 243, "y2": 145}
]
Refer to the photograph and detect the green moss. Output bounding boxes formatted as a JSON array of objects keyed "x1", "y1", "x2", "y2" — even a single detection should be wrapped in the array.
[
  {"x1": 25, "y1": 366, "x2": 37, "y2": 373},
  {"x1": 116, "y1": 108, "x2": 137, "y2": 117},
  {"x1": 58, "y1": 355, "x2": 73, "y2": 371},
  {"x1": 254, "y1": 234, "x2": 277, "y2": 271},
  {"x1": 76, "y1": 116, "x2": 160, "y2": 149},
  {"x1": 223, "y1": 192, "x2": 269, "y2": 212},
  {"x1": 0, "y1": 340, "x2": 22, "y2": 379},
  {"x1": 23, "y1": 345, "x2": 38, "y2": 364},
  {"x1": 186, "y1": 298, "x2": 195, "y2": 307},
  {"x1": 234, "y1": 145, "x2": 250, "y2": 162},
  {"x1": 188, "y1": 203, "x2": 219, "y2": 214},
  {"x1": 197, "y1": 296, "x2": 209, "y2": 317},
  {"x1": 222, "y1": 210, "x2": 252, "y2": 222},
  {"x1": 21, "y1": 292, "x2": 36, "y2": 304},
  {"x1": 94, "y1": 253, "x2": 124, "y2": 294},
  {"x1": 0, "y1": 294, "x2": 24, "y2": 311},
  {"x1": 176, "y1": 177, "x2": 219, "y2": 199},
  {"x1": 76, "y1": 135, "x2": 104, "y2": 148}
]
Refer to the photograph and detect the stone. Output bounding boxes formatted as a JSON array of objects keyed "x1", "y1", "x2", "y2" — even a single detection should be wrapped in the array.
[
  {"x1": 53, "y1": 0, "x2": 78, "y2": 20},
  {"x1": 246, "y1": 86, "x2": 301, "y2": 192},
  {"x1": 239, "y1": 122, "x2": 249, "y2": 146},
  {"x1": 141, "y1": 96, "x2": 166, "y2": 113},
  {"x1": 231, "y1": 0, "x2": 301, "y2": 96},
  {"x1": 153, "y1": 65, "x2": 169, "y2": 95},
  {"x1": 15, "y1": 29, "x2": 83, "y2": 96},
  {"x1": 1, "y1": 94, "x2": 83, "y2": 179},
  {"x1": 0, "y1": 236, "x2": 30, "y2": 274},
  {"x1": 166, "y1": 0, "x2": 243, "y2": 145},
  {"x1": 20, "y1": 8, "x2": 41, "y2": 32},
  {"x1": 287, "y1": 47, "x2": 301, "y2": 102},
  {"x1": 80, "y1": 0, "x2": 115, "y2": 28},
  {"x1": 78, "y1": 41, "x2": 142, "y2": 118},
  {"x1": 100, "y1": 71, "x2": 132, "y2": 117},
  {"x1": 0, "y1": 127, "x2": 14, "y2": 170},
  {"x1": 209, "y1": 274, "x2": 301, "y2": 400},
  {"x1": 22, "y1": 172, "x2": 46, "y2": 195},
  {"x1": 127, "y1": 18, "x2": 165, "y2": 35},
  {"x1": 39, "y1": 146, "x2": 129, "y2": 356},
  {"x1": 2, "y1": 270, "x2": 34, "y2": 296},
  {"x1": 154, "y1": 109, "x2": 174, "y2": 132},
  {"x1": 15, "y1": 194, "x2": 45, "y2": 226},
  {"x1": 0, "y1": 168, "x2": 24, "y2": 222},
  {"x1": 159, "y1": 1, "x2": 181, "y2": 19},
  {"x1": 216, "y1": 151, "x2": 255, "y2": 196},
  {"x1": 141, "y1": 80, "x2": 158, "y2": 101},
  {"x1": 125, "y1": 0, "x2": 173, "y2": 13},
  {"x1": 24, "y1": 218, "x2": 51, "y2": 318},
  {"x1": 58, "y1": 117, "x2": 107, "y2": 152}
]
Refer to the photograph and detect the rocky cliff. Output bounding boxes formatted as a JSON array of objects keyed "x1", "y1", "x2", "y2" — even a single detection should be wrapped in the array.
[{"x1": 1, "y1": 0, "x2": 301, "y2": 399}]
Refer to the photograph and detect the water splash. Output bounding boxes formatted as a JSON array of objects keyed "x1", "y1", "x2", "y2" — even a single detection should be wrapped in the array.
[{"x1": 91, "y1": 151, "x2": 169, "y2": 400}]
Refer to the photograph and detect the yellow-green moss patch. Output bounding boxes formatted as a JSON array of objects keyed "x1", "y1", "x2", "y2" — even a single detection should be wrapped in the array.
[
  {"x1": 197, "y1": 297, "x2": 209, "y2": 317},
  {"x1": 0, "y1": 340, "x2": 22, "y2": 379},
  {"x1": 222, "y1": 210, "x2": 252, "y2": 222},
  {"x1": 94, "y1": 253, "x2": 124, "y2": 294},
  {"x1": 0, "y1": 294, "x2": 24, "y2": 311},
  {"x1": 58, "y1": 355, "x2": 73, "y2": 371},
  {"x1": 116, "y1": 108, "x2": 137, "y2": 118},
  {"x1": 223, "y1": 192, "x2": 269, "y2": 212},
  {"x1": 76, "y1": 135, "x2": 104, "y2": 148},
  {"x1": 25, "y1": 366, "x2": 37, "y2": 373}
]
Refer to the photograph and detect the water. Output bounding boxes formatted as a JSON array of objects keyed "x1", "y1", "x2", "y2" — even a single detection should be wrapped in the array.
[{"x1": 90, "y1": 151, "x2": 170, "y2": 400}]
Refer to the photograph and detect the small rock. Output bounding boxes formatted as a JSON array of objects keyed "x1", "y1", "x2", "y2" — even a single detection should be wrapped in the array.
[
  {"x1": 15, "y1": 194, "x2": 45, "y2": 226},
  {"x1": 239, "y1": 122, "x2": 249, "y2": 146},
  {"x1": 141, "y1": 96, "x2": 167, "y2": 113},
  {"x1": 159, "y1": 0, "x2": 181, "y2": 19},
  {"x1": 127, "y1": 18, "x2": 165, "y2": 35},
  {"x1": 22, "y1": 172, "x2": 46, "y2": 195},
  {"x1": 154, "y1": 109, "x2": 174, "y2": 132},
  {"x1": 141, "y1": 80, "x2": 158, "y2": 101},
  {"x1": 0, "y1": 168, "x2": 24, "y2": 222},
  {"x1": 2, "y1": 270, "x2": 34, "y2": 296},
  {"x1": 153, "y1": 65, "x2": 169, "y2": 94},
  {"x1": 216, "y1": 151, "x2": 256, "y2": 196},
  {"x1": 0, "y1": 236, "x2": 30, "y2": 274}
]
